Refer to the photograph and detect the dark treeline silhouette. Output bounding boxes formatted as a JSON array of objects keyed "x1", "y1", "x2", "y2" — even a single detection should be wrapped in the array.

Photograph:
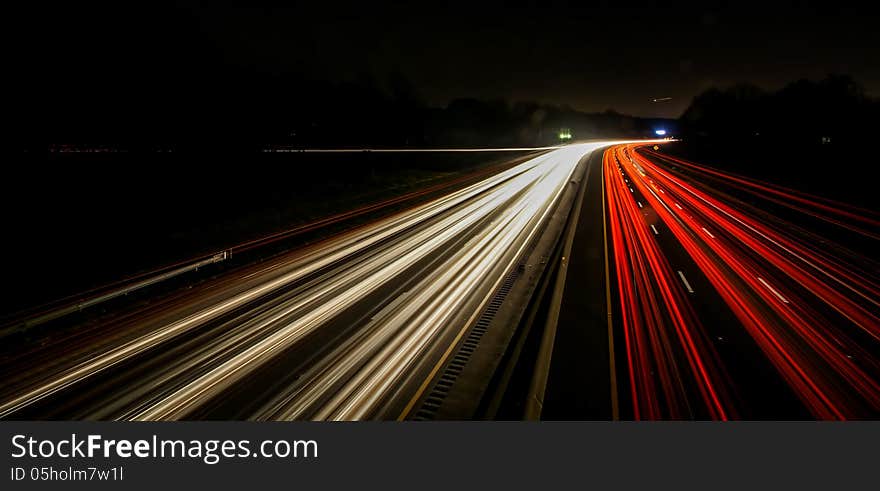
[
  {"x1": 671, "y1": 75, "x2": 879, "y2": 209},
  {"x1": 8, "y1": 5, "x2": 669, "y2": 152},
  {"x1": 680, "y1": 74, "x2": 878, "y2": 145},
  {"x1": 6, "y1": 4, "x2": 675, "y2": 315},
  {"x1": 13, "y1": 68, "x2": 670, "y2": 151}
]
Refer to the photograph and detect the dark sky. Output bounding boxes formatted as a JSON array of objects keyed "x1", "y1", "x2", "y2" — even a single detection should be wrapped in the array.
[{"x1": 12, "y1": 2, "x2": 880, "y2": 119}]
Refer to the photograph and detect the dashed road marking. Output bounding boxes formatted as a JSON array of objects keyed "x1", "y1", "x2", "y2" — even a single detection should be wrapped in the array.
[
  {"x1": 677, "y1": 271, "x2": 695, "y2": 293},
  {"x1": 757, "y1": 277, "x2": 790, "y2": 304}
]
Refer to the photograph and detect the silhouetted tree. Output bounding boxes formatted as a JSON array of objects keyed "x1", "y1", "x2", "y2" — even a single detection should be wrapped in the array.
[{"x1": 680, "y1": 75, "x2": 876, "y2": 145}]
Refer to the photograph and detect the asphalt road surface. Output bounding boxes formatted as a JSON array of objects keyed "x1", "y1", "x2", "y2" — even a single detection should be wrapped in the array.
[
  {"x1": 5, "y1": 141, "x2": 874, "y2": 420},
  {"x1": 596, "y1": 143, "x2": 880, "y2": 419},
  {"x1": 0, "y1": 143, "x2": 618, "y2": 420}
]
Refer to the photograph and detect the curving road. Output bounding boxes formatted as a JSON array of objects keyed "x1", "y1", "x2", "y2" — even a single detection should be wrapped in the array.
[
  {"x1": 0, "y1": 143, "x2": 618, "y2": 420},
  {"x1": 603, "y1": 143, "x2": 880, "y2": 419}
]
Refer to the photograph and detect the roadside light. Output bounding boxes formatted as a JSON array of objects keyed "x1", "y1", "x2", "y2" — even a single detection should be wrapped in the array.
[
  {"x1": 558, "y1": 128, "x2": 572, "y2": 141},
  {"x1": 654, "y1": 129, "x2": 667, "y2": 136}
]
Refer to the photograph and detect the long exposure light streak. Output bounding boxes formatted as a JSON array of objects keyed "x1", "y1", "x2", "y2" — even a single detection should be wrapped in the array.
[{"x1": 605, "y1": 143, "x2": 880, "y2": 419}]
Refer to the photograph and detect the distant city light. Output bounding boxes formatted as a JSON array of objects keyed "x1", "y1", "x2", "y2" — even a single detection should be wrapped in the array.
[{"x1": 654, "y1": 129, "x2": 667, "y2": 136}]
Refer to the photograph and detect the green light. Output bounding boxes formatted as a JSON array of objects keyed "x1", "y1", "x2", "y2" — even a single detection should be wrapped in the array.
[{"x1": 558, "y1": 129, "x2": 572, "y2": 140}]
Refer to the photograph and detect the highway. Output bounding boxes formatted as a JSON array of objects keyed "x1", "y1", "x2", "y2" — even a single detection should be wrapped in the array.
[
  {"x1": 602, "y1": 143, "x2": 880, "y2": 419},
  {"x1": 5, "y1": 141, "x2": 875, "y2": 421},
  {"x1": 0, "y1": 143, "x2": 617, "y2": 421}
]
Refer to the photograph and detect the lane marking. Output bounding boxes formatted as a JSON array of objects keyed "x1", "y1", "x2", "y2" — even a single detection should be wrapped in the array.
[
  {"x1": 637, "y1": 201, "x2": 643, "y2": 208},
  {"x1": 757, "y1": 277, "x2": 790, "y2": 304},
  {"x1": 523, "y1": 153, "x2": 596, "y2": 420},
  {"x1": 674, "y1": 203, "x2": 682, "y2": 210},
  {"x1": 677, "y1": 270, "x2": 695, "y2": 293},
  {"x1": 601, "y1": 154, "x2": 620, "y2": 420},
  {"x1": 270, "y1": 145, "x2": 566, "y2": 153},
  {"x1": 651, "y1": 225, "x2": 659, "y2": 235},
  {"x1": 398, "y1": 143, "x2": 625, "y2": 421},
  {"x1": 701, "y1": 227, "x2": 715, "y2": 239}
]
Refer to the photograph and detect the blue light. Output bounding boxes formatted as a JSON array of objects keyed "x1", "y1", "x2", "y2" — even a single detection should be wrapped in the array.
[{"x1": 654, "y1": 129, "x2": 667, "y2": 136}]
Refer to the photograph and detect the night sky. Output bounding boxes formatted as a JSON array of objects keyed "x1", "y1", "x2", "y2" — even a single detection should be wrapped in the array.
[{"x1": 11, "y1": 2, "x2": 880, "y2": 119}]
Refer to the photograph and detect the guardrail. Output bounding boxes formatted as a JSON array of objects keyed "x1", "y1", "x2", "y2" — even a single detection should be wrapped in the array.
[{"x1": 2, "y1": 251, "x2": 231, "y2": 335}]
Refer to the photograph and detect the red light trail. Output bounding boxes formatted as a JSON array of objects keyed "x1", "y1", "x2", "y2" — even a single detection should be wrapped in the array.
[{"x1": 604, "y1": 144, "x2": 880, "y2": 419}]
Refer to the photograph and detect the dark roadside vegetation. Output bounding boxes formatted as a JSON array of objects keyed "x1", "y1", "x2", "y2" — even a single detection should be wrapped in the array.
[
  {"x1": 667, "y1": 74, "x2": 879, "y2": 211},
  {"x1": 4, "y1": 88, "x2": 666, "y2": 321},
  {"x1": 5, "y1": 75, "x2": 876, "y2": 320},
  {"x1": 5, "y1": 9, "x2": 670, "y2": 319},
  {"x1": 0, "y1": 151, "x2": 537, "y2": 319},
  {"x1": 6, "y1": 6, "x2": 873, "y2": 324},
  {"x1": 9, "y1": 7, "x2": 671, "y2": 151},
  {"x1": 660, "y1": 75, "x2": 879, "y2": 260}
]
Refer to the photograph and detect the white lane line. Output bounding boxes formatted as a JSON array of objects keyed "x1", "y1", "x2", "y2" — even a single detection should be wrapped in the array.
[
  {"x1": 637, "y1": 201, "x2": 643, "y2": 208},
  {"x1": 677, "y1": 271, "x2": 695, "y2": 293},
  {"x1": 701, "y1": 227, "x2": 715, "y2": 239},
  {"x1": 651, "y1": 157, "x2": 880, "y2": 311},
  {"x1": 674, "y1": 203, "x2": 682, "y2": 210},
  {"x1": 629, "y1": 188, "x2": 634, "y2": 193},
  {"x1": 651, "y1": 225, "x2": 659, "y2": 235},
  {"x1": 757, "y1": 277, "x2": 790, "y2": 304},
  {"x1": 269, "y1": 145, "x2": 566, "y2": 153},
  {"x1": 658, "y1": 188, "x2": 665, "y2": 194}
]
